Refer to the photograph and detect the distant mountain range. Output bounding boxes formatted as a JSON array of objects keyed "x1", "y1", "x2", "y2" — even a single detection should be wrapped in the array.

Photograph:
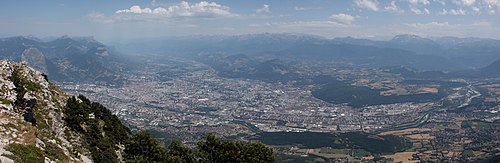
[
  {"x1": 112, "y1": 33, "x2": 325, "y2": 56},
  {"x1": 1, "y1": 33, "x2": 498, "y2": 84},
  {"x1": 481, "y1": 58, "x2": 500, "y2": 76},
  {"x1": 112, "y1": 33, "x2": 500, "y2": 72},
  {"x1": 278, "y1": 41, "x2": 459, "y2": 71},
  {"x1": 0, "y1": 36, "x2": 125, "y2": 84},
  {"x1": 195, "y1": 53, "x2": 300, "y2": 82},
  {"x1": 331, "y1": 34, "x2": 500, "y2": 69}
]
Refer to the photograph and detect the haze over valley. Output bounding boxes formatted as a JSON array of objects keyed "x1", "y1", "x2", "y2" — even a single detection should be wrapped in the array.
[{"x1": 1, "y1": 0, "x2": 500, "y2": 162}]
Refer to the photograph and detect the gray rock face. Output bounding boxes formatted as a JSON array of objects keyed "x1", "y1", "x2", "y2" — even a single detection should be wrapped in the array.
[
  {"x1": 21, "y1": 48, "x2": 48, "y2": 75},
  {"x1": 0, "y1": 60, "x2": 91, "y2": 162},
  {"x1": 0, "y1": 36, "x2": 123, "y2": 84}
]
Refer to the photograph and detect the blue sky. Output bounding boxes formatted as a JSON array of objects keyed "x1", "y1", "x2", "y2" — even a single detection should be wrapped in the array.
[{"x1": 1, "y1": 0, "x2": 500, "y2": 41}]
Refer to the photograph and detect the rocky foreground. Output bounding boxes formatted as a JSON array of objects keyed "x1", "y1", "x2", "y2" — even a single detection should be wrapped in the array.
[{"x1": 0, "y1": 60, "x2": 91, "y2": 162}]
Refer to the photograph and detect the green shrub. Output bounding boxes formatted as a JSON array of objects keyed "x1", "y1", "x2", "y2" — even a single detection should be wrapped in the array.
[
  {"x1": 0, "y1": 98, "x2": 10, "y2": 105},
  {"x1": 4, "y1": 143, "x2": 44, "y2": 163},
  {"x1": 63, "y1": 95, "x2": 131, "y2": 162}
]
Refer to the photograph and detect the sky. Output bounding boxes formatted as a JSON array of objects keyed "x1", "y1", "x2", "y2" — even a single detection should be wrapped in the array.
[{"x1": 1, "y1": 0, "x2": 500, "y2": 42}]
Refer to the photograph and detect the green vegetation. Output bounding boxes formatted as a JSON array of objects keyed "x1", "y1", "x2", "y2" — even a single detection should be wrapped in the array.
[
  {"x1": 342, "y1": 132, "x2": 408, "y2": 154},
  {"x1": 312, "y1": 80, "x2": 453, "y2": 107},
  {"x1": 63, "y1": 95, "x2": 131, "y2": 162},
  {"x1": 9, "y1": 66, "x2": 42, "y2": 125},
  {"x1": 144, "y1": 129, "x2": 177, "y2": 145},
  {"x1": 44, "y1": 142, "x2": 70, "y2": 162},
  {"x1": 319, "y1": 148, "x2": 347, "y2": 154},
  {"x1": 4, "y1": 143, "x2": 44, "y2": 163},
  {"x1": 124, "y1": 132, "x2": 275, "y2": 163},
  {"x1": 33, "y1": 106, "x2": 51, "y2": 130},
  {"x1": 276, "y1": 154, "x2": 327, "y2": 163},
  {"x1": 124, "y1": 131, "x2": 177, "y2": 162},
  {"x1": 197, "y1": 134, "x2": 275, "y2": 163},
  {"x1": 257, "y1": 132, "x2": 343, "y2": 148},
  {"x1": 461, "y1": 120, "x2": 500, "y2": 128},
  {"x1": 352, "y1": 149, "x2": 370, "y2": 157},
  {"x1": 6, "y1": 122, "x2": 17, "y2": 129},
  {"x1": 10, "y1": 66, "x2": 41, "y2": 95},
  {"x1": 0, "y1": 98, "x2": 10, "y2": 105},
  {"x1": 462, "y1": 150, "x2": 474, "y2": 158},
  {"x1": 64, "y1": 95, "x2": 275, "y2": 162},
  {"x1": 5, "y1": 143, "x2": 69, "y2": 163},
  {"x1": 255, "y1": 132, "x2": 410, "y2": 155}
]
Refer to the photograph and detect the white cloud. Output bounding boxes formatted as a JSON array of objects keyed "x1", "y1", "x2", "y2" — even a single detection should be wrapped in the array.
[
  {"x1": 401, "y1": 21, "x2": 498, "y2": 37},
  {"x1": 294, "y1": 7, "x2": 307, "y2": 11},
  {"x1": 405, "y1": 21, "x2": 492, "y2": 30},
  {"x1": 294, "y1": 7, "x2": 321, "y2": 11},
  {"x1": 86, "y1": 12, "x2": 113, "y2": 23},
  {"x1": 445, "y1": 0, "x2": 500, "y2": 15},
  {"x1": 116, "y1": 5, "x2": 152, "y2": 14},
  {"x1": 472, "y1": 6, "x2": 481, "y2": 13},
  {"x1": 87, "y1": 11, "x2": 106, "y2": 19},
  {"x1": 384, "y1": 1, "x2": 405, "y2": 13},
  {"x1": 354, "y1": 0, "x2": 380, "y2": 11},
  {"x1": 88, "y1": 1, "x2": 239, "y2": 24},
  {"x1": 410, "y1": 7, "x2": 430, "y2": 14},
  {"x1": 256, "y1": 4, "x2": 270, "y2": 14},
  {"x1": 330, "y1": 13, "x2": 357, "y2": 24},
  {"x1": 115, "y1": 1, "x2": 235, "y2": 18},
  {"x1": 440, "y1": 9, "x2": 467, "y2": 15},
  {"x1": 408, "y1": 0, "x2": 430, "y2": 6},
  {"x1": 406, "y1": 21, "x2": 450, "y2": 28},
  {"x1": 410, "y1": 7, "x2": 421, "y2": 14},
  {"x1": 486, "y1": 0, "x2": 500, "y2": 6},
  {"x1": 249, "y1": 21, "x2": 353, "y2": 29},
  {"x1": 245, "y1": 21, "x2": 359, "y2": 38},
  {"x1": 406, "y1": 0, "x2": 431, "y2": 15},
  {"x1": 485, "y1": 0, "x2": 500, "y2": 10},
  {"x1": 456, "y1": 0, "x2": 477, "y2": 6},
  {"x1": 433, "y1": 0, "x2": 446, "y2": 5}
]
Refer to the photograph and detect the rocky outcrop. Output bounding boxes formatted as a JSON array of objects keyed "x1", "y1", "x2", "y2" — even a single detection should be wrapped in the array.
[
  {"x1": 0, "y1": 36, "x2": 124, "y2": 84},
  {"x1": 0, "y1": 60, "x2": 91, "y2": 162},
  {"x1": 21, "y1": 48, "x2": 48, "y2": 75}
]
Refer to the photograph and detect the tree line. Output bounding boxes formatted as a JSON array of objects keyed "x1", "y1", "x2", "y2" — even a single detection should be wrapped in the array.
[{"x1": 64, "y1": 95, "x2": 275, "y2": 162}]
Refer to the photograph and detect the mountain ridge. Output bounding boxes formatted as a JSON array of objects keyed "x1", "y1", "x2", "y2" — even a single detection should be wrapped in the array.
[
  {"x1": 0, "y1": 60, "x2": 92, "y2": 162},
  {"x1": 0, "y1": 36, "x2": 124, "y2": 84},
  {"x1": 111, "y1": 33, "x2": 500, "y2": 71},
  {"x1": 0, "y1": 60, "x2": 276, "y2": 162}
]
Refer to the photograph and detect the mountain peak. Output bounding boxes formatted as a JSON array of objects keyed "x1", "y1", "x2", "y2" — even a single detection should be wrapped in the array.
[
  {"x1": 391, "y1": 34, "x2": 427, "y2": 42},
  {"x1": 53, "y1": 36, "x2": 100, "y2": 44},
  {"x1": 2, "y1": 36, "x2": 40, "y2": 43},
  {"x1": 0, "y1": 36, "x2": 120, "y2": 84}
]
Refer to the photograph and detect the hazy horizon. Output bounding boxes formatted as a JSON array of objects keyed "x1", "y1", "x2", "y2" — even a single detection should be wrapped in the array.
[{"x1": 2, "y1": 0, "x2": 500, "y2": 42}]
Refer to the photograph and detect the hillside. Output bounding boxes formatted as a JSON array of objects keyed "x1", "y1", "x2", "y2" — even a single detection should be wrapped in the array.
[
  {"x1": 0, "y1": 60, "x2": 91, "y2": 162},
  {"x1": 112, "y1": 34, "x2": 500, "y2": 71},
  {"x1": 0, "y1": 36, "x2": 125, "y2": 84},
  {"x1": 481, "y1": 59, "x2": 500, "y2": 76},
  {"x1": 0, "y1": 60, "x2": 275, "y2": 162}
]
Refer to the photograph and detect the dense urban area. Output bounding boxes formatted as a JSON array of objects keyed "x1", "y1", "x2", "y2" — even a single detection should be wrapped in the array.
[{"x1": 62, "y1": 57, "x2": 499, "y2": 162}]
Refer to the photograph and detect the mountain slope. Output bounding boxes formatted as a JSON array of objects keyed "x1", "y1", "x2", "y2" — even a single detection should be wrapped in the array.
[
  {"x1": 390, "y1": 34, "x2": 443, "y2": 55},
  {"x1": 0, "y1": 60, "x2": 276, "y2": 162},
  {"x1": 0, "y1": 60, "x2": 135, "y2": 162},
  {"x1": 0, "y1": 60, "x2": 91, "y2": 162},
  {"x1": 278, "y1": 42, "x2": 459, "y2": 71},
  {"x1": 0, "y1": 36, "x2": 124, "y2": 84},
  {"x1": 112, "y1": 33, "x2": 327, "y2": 56},
  {"x1": 481, "y1": 58, "x2": 500, "y2": 76}
]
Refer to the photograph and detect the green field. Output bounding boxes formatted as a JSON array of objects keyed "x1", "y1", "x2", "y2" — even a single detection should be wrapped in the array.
[
  {"x1": 254, "y1": 132, "x2": 411, "y2": 155},
  {"x1": 312, "y1": 80, "x2": 461, "y2": 107}
]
